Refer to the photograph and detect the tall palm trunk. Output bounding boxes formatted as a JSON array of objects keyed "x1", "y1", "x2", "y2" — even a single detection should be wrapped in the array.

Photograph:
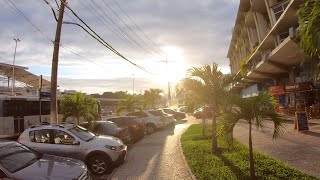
[
  {"x1": 249, "y1": 119, "x2": 256, "y2": 180},
  {"x1": 211, "y1": 102, "x2": 218, "y2": 153},
  {"x1": 202, "y1": 106, "x2": 206, "y2": 138}
]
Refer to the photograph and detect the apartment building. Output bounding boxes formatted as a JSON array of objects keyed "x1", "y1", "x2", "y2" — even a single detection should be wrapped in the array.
[{"x1": 227, "y1": 0, "x2": 319, "y2": 108}]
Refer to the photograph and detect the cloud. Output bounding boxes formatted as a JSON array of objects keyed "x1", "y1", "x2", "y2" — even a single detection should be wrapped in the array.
[{"x1": 0, "y1": 0, "x2": 239, "y2": 93}]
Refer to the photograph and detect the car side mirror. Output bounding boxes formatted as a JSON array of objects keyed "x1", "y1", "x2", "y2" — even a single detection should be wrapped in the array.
[{"x1": 72, "y1": 141, "x2": 80, "y2": 145}]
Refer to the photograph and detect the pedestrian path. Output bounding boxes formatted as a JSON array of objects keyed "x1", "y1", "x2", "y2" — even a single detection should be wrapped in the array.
[{"x1": 234, "y1": 119, "x2": 320, "y2": 178}]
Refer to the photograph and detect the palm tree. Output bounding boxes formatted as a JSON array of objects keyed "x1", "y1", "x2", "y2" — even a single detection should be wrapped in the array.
[
  {"x1": 298, "y1": 0, "x2": 320, "y2": 62},
  {"x1": 60, "y1": 93, "x2": 98, "y2": 125},
  {"x1": 143, "y1": 88, "x2": 163, "y2": 109},
  {"x1": 176, "y1": 77, "x2": 207, "y2": 137},
  {"x1": 117, "y1": 95, "x2": 137, "y2": 114},
  {"x1": 220, "y1": 92, "x2": 285, "y2": 179},
  {"x1": 187, "y1": 64, "x2": 233, "y2": 153}
]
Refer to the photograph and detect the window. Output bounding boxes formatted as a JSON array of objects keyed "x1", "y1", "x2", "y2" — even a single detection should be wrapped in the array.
[
  {"x1": 273, "y1": 2, "x2": 289, "y2": 21},
  {"x1": 53, "y1": 130, "x2": 75, "y2": 145},
  {"x1": 68, "y1": 126, "x2": 95, "y2": 142},
  {"x1": 29, "y1": 129, "x2": 51, "y2": 143},
  {"x1": 128, "y1": 111, "x2": 147, "y2": 118},
  {"x1": 0, "y1": 143, "x2": 41, "y2": 173},
  {"x1": 278, "y1": 31, "x2": 289, "y2": 43}
]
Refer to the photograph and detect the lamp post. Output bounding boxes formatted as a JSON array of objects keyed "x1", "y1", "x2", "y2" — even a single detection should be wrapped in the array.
[{"x1": 12, "y1": 38, "x2": 21, "y2": 96}]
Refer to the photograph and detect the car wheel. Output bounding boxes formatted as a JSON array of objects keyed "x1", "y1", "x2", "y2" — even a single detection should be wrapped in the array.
[
  {"x1": 88, "y1": 154, "x2": 111, "y2": 175},
  {"x1": 146, "y1": 124, "x2": 156, "y2": 134}
]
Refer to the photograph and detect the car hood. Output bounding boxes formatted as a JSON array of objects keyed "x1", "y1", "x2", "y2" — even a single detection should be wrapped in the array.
[
  {"x1": 13, "y1": 155, "x2": 86, "y2": 180},
  {"x1": 89, "y1": 135, "x2": 123, "y2": 146}
]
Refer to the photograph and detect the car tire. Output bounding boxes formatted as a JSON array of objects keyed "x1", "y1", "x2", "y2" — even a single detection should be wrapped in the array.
[
  {"x1": 88, "y1": 153, "x2": 112, "y2": 175},
  {"x1": 146, "y1": 124, "x2": 156, "y2": 134}
]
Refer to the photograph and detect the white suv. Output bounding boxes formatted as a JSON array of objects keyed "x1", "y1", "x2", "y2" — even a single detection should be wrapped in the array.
[
  {"x1": 18, "y1": 124, "x2": 127, "y2": 175},
  {"x1": 127, "y1": 110, "x2": 166, "y2": 134}
]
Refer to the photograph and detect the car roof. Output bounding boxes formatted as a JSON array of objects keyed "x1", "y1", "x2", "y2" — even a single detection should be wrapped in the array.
[{"x1": 27, "y1": 123, "x2": 77, "y2": 131}]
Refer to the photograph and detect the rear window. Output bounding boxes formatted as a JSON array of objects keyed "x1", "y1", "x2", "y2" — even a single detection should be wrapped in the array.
[
  {"x1": 29, "y1": 129, "x2": 51, "y2": 144},
  {"x1": 0, "y1": 144, "x2": 41, "y2": 173}
]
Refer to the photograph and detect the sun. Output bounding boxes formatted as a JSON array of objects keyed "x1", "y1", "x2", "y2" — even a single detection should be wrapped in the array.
[{"x1": 157, "y1": 46, "x2": 187, "y2": 85}]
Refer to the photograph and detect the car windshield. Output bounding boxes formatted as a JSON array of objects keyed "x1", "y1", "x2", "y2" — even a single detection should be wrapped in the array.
[
  {"x1": 69, "y1": 126, "x2": 95, "y2": 141},
  {"x1": 149, "y1": 110, "x2": 163, "y2": 116},
  {"x1": 132, "y1": 117, "x2": 143, "y2": 124},
  {"x1": 0, "y1": 143, "x2": 41, "y2": 173},
  {"x1": 163, "y1": 109, "x2": 174, "y2": 113}
]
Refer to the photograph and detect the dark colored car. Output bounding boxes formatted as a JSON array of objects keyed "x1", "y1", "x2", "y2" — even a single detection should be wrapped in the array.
[
  {"x1": 81, "y1": 121, "x2": 131, "y2": 144},
  {"x1": 108, "y1": 116, "x2": 145, "y2": 142},
  {"x1": 0, "y1": 142, "x2": 90, "y2": 180},
  {"x1": 162, "y1": 108, "x2": 186, "y2": 120}
]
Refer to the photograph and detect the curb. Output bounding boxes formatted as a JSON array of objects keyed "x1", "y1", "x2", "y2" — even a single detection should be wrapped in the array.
[{"x1": 178, "y1": 126, "x2": 197, "y2": 180}]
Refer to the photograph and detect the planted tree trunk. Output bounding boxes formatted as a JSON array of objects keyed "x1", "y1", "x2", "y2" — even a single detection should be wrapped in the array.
[
  {"x1": 211, "y1": 102, "x2": 219, "y2": 153},
  {"x1": 249, "y1": 120, "x2": 256, "y2": 180},
  {"x1": 202, "y1": 116, "x2": 206, "y2": 138}
]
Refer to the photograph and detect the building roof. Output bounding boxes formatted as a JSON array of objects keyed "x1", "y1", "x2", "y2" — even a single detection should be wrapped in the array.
[{"x1": 0, "y1": 62, "x2": 51, "y2": 88}]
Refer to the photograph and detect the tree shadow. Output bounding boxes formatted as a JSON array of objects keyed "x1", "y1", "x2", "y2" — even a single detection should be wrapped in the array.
[
  {"x1": 301, "y1": 131, "x2": 320, "y2": 138},
  {"x1": 175, "y1": 120, "x2": 188, "y2": 124},
  {"x1": 217, "y1": 153, "x2": 250, "y2": 180}
]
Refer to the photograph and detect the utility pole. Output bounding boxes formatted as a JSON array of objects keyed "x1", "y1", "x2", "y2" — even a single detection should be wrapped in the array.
[
  {"x1": 12, "y1": 38, "x2": 21, "y2": 96},
  {"x1": 50, "y1": 0, "x2": 66, "y2": 125}
]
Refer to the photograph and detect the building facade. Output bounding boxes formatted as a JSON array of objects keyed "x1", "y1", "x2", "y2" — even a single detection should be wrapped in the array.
[{"x1": 227, "y1": 0, "x2": 319, "y2": 109}]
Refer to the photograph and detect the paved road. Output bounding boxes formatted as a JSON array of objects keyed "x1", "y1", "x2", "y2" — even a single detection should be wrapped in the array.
[
  {"x1": 234, "y1": 119, "x2": 320, "y2": 178},
  {"x1": 109, "y1": 116, "x2": 197, "y2": 180}
]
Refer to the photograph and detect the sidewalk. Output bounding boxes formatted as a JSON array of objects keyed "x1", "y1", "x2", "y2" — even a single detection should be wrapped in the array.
[{"x1": 234, "y1": 117, "x2": 320, "y2": 178}]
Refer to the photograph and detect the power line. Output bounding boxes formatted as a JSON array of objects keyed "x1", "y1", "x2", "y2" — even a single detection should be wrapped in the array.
[
  {"x1": 60, "y1": 1, "x2": 151, "y2": 73},
  {"x1": 100, "y1": 0, "x2": 162, "y2": 57},
  {"x1": 77, "y1": 0, "x2": 144, "y2": 55},
  {"x1": 110, "y1": 0, "x2": 167, "y2": 56},
  {"x1": 87, "y1": 0, "x2": 153, "y2": 56},
  {"x1": 2, "y1": 0, "x2": 113, "y2": 70}
]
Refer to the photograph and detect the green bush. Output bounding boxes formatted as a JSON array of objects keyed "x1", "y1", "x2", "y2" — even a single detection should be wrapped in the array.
[{"x1": 181, "y1": 124, "x2": 317, "y2": 180}]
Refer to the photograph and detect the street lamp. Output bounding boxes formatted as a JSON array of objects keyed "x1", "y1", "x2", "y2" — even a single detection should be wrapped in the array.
[{"x1": 12, "y1": 38, "x2": 21, "y2": 96}]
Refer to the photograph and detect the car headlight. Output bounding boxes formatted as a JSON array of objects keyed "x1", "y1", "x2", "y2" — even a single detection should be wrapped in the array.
[{"x1": 105, "y1": 145, "x2": 124, "y2": 151}]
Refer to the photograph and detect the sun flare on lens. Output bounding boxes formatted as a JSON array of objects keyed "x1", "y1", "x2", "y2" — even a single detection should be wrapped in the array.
[{"x1": 157, "y1": 46, "x2": 187, "y2": 86}]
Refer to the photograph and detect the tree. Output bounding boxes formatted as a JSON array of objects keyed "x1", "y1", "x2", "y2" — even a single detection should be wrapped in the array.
[
  {"x1": 117, "y1": 95, "x2": 137, "y2": 114},
  {"x1": 187, "y1": 64, "x2": 233, "y2": 153},
  {"x1": 220, "y1": 92, "x2": 284, "y2": 179},
  {"x1": 298, "y1": 0, "x2": 320, "y2": 63},
  {"x1": 143, "y1": 88, "x2": 163, "y2": 109},
  {"x1": 176, "y1": 78, "x2": 207, "y2": 136},
  {"x1": 60, "y1": 92, "x2": 98, "y2": 125}
]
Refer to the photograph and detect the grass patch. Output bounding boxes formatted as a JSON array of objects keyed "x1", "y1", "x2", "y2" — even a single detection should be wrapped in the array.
[{"x1": 181, "y1": 124, "x2": 317, "y2": 180}]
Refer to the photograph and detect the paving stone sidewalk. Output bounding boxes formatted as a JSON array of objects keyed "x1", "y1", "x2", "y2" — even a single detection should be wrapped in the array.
[{"x1": 234, "y1": 118, "x2": 320, "y2": 178}]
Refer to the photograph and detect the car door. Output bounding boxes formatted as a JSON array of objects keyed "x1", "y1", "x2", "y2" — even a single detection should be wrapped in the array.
[
  {"x1": 51, "y1": 129, "x2": 82, "y2": 160},
  {"x1": 28, "y1": 129, "x2": 53, "y2": 155}
]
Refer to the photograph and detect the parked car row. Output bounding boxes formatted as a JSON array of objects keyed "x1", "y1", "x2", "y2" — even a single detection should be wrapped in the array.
[{"x1": 0, "y1": 108, "x2": 186, "y2": 179}]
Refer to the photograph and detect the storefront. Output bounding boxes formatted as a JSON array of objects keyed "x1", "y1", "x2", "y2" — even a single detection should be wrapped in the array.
[
  {"x1": 285, "y1": 82, "x2": 316, "y2": 107},
  {"x1": 268, "y1": 86, "x2": 287, "y2": 109}
]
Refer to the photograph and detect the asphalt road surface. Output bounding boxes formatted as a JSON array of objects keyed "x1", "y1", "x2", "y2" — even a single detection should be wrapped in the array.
[{"x1": 108, "y1": 116, "x2": 197, "y2": 180}]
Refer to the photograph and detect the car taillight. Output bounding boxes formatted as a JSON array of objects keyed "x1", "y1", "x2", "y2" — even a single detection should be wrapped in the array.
[
  {"x1": 132, "y1": 124, "x2": 139, "y2": 129},
  {"x1": 17, "y1": 136, "x2": 20, "y2": 143}
]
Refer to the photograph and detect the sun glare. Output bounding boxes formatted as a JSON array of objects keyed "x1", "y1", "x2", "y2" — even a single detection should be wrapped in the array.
[{"x1": 157, "y1": 46, "x2": 187, "y2": 86}]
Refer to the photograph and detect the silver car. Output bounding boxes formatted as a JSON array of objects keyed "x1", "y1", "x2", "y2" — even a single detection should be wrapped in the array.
[
  {"x1": 0, "y1": 142, "x2": 90, "y2": 180},
  {"x1": 126, "y1": 110, "x2": 166, "y2": 134},
  {"x1": 19, "y1": 124, "x2": 127, "y2": 175}
]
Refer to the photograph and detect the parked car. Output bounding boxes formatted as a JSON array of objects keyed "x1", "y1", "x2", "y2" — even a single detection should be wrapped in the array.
[
  {"x1": 18, "y1": 124, "x2": 127, "y2": 175},
  {"x1": 193, "y1": 106, "x2": 212, "y2": 119},
  {"x1": 162, "y1": 108, "x2": 186, "y2": 120},
  {"x1": 81, "y1": 121, "x2": 131, "y2": 144},
  {"x1": 178, "y1": 106, "x2": 187, "y2": 113},
  {"x1": 154, "y1": 109, "x2": 175, "y2": 126},
  {"x1": 107, "y1": 116, "x2": 145, "y2": 142},
  {"x1": 126, "y1": 110, "x2": 166, "y2": 134},
  {"x1": 0, "y1": 142, "x2": 91, "y2": 180}
]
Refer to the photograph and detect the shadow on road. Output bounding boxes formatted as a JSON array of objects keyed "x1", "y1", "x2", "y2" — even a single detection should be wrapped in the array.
[
  {"x1": 302, "y1": 131, "x2": 320, "y2": 138},
  {"x1": 175, "y1": 120, "x2": 188, "y2": 125}
]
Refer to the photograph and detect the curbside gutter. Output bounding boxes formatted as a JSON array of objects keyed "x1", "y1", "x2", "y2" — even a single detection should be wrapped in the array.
[{"x1": 178, "y1": 127, "x2": 197, "y2": 180}]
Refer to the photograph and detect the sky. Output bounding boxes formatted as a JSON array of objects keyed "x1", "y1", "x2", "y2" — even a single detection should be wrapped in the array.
[{"x1": 0, "y1": 0, "x2": 239, "y2": 94}]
